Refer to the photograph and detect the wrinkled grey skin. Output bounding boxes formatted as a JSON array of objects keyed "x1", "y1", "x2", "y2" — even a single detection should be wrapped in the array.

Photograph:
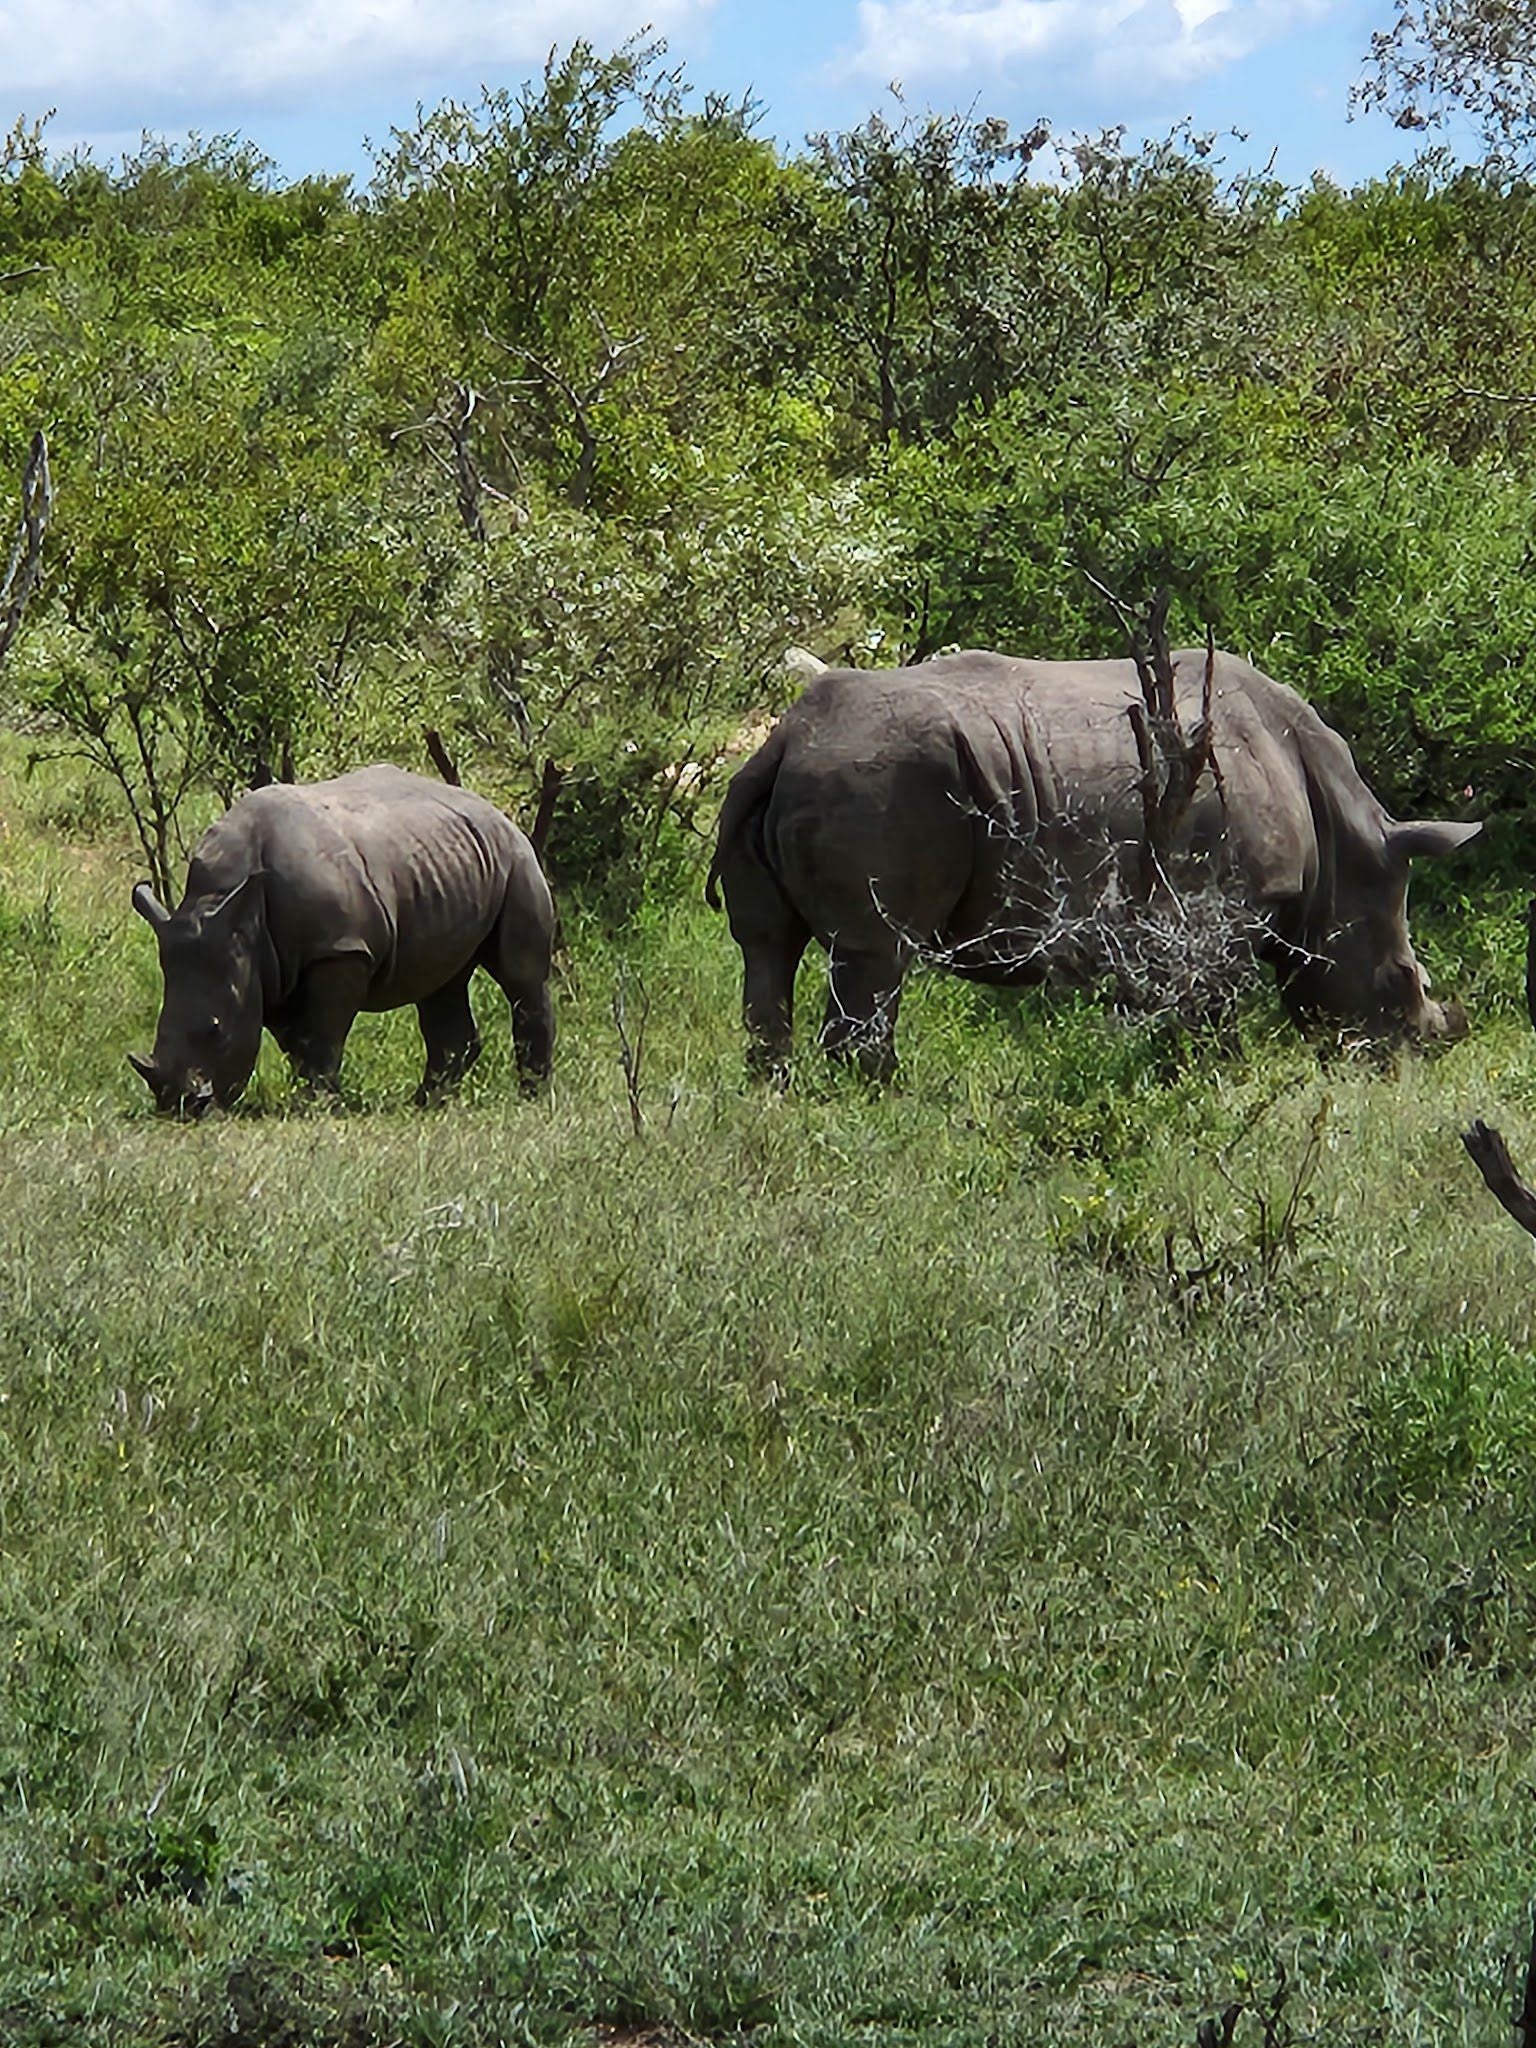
[
  {"x1": 707, "y1": 649, "x2": 1481, "y2": 1077},
  {"x1": 131, "y1": 766, "x2": 555, "y2": 1115}
]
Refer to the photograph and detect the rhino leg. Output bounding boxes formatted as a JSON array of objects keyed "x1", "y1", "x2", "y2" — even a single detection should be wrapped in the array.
[
  {"x1": 415, "y1": 970, "x2": 482, "y2": 1105},
  {"x1": 510, "y1": 987, "x2": 555, "y2": 1095},
  {"x1": 479, "y1": 911, "x2": 555, "y2": 1095},
  {"x1": 720, "y1": 852, "x2": 810, "y2": 1080},
  {"x1": 821, "y1": 946, "x2": 906, "y2": 1082},
  {"x1": 741, "y1": 928, "x2": 811, "y2": 1080},
  {"x1": 279, "y1": 956, "x2": 370, "y2": 1095}
]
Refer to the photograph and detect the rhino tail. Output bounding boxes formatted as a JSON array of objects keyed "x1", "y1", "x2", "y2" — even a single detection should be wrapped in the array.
[{"x1": 705, "y1": 723, "x2": 789, "y2": 910}]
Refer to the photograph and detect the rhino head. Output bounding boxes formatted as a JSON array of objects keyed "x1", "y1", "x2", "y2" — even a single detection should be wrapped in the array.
[
  {"x1": 1276, "y1": 817, "x2": 1481, "y2": 1040},
  {"x1": 130, "y1": 875, "x2": 267, "y2": 1115}
]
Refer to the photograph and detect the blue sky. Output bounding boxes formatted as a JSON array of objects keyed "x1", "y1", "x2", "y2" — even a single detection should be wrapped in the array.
[{"x1": 15, "y1": 0, "x2": 1478, "y2": 192}]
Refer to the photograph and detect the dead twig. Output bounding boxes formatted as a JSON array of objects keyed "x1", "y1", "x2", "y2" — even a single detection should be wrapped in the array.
[
  {"x1": 1463, "y1": 1120, "x2": 1536, "y2": 1239},
  {"x1": 1195, "y1": 2005, "x2": 1242, "y2": 2048},
  {"x1": 423, "y1": 728, "x2": 462, "y2": 786},
  {"x1": 612, "y1": 974, "x2": 650, "y2": 1138},
  {"x1": 1084, "y1": 578, "x2": 1219, "y2": 906},
  {"x1": 1194, "y1": 1964, "x2": 1289, "y2": 2048}
]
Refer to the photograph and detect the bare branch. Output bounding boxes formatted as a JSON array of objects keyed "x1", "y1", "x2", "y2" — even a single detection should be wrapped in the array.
[
  {"x1": 0, "y1": 430, "x2": 52, "y2": 666},
  {"x1": 1456, "y1": 382, "x2": 1536, "y2": 407},
  {"x1": 483, "y1": 323, "x2": 645, "y2": 508},
  {"x1": 1080, "y1": 566, "x2": 1141, "y2": 657},
  {"x1": 423, "y1": 727, "x2": 462, "y2": 785},
  {"x1": 1463, "y1": 1120, "x2": 1536, "y2": 1239},
  {"x1": 530, "y1": 756, "x2": 563, "y2": 865},
  {"x1": 874, "y1": 792, "x2": 1268, "y2": 1030},
  {"x1": 1085, "y1": 580, "x2": 1220, "y2": 907},
  {"x1": 611, "y1": 973, "x2": 650, "y2": 1137},
  {"x1": 442, "y1": 380, "x2": 489, "y2": 543}
]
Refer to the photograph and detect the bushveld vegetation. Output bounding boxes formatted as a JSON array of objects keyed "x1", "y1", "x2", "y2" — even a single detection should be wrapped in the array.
[{"x1": 7, "y1": 41, "x2": 1536, "y2": 2045}]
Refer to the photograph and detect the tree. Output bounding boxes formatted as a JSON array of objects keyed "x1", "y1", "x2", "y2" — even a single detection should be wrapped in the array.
[
  {"x1": 751, "y1": 107, "x2": 1052, "y2": 453},
  {"x1": 367, "y1": 42, "x2": 780, "y2": 517},
  {"x1": 366, "y1": 46, "x2": 880, "y2": 909},
  {"x1": 1357, "y1": 0, "x2": 1536, "y2": 157},
  {"x1": 29, "y1": 369, "x2": 427, "y2": 895},
  {"x1": 0, "y1": 429, "x2": 49, "y2": 667},
  {"x1": 3, "y1": 134, "x2": 432, "y2": 891}
]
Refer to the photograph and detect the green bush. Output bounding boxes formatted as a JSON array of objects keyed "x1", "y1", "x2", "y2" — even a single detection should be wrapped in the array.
[{"x1": 1354, "y1": 1331, "x2": 1536, "y2": 1510}]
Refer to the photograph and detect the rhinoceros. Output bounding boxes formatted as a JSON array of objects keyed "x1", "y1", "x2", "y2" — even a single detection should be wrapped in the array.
[
  {"x1": 707, "y1": 649, "x2": 1480, "y2": 1076},
  {"x1": 130, "y1": 765, "x2": 555, "y2": 1114}
]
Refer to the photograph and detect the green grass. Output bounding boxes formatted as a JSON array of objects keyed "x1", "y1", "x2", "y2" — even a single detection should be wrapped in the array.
[{"x1": 2, "y1": 752, "x2": 1536, "y2": 2043}]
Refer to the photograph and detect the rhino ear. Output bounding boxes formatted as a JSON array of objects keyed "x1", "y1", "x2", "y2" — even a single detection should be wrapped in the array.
[
  {"x1": 127, "y1": 1052, "x2": 159, "y2": 1091},
  {"x1": 1387, "y1": 819, "x2": 1482, "y2": 860},
  {"x1": 132, "y1": 882, "x2": 171, "y2": 929},
  {"x1": 205, "y1": 872, "x2": 265, "y2": 930}
]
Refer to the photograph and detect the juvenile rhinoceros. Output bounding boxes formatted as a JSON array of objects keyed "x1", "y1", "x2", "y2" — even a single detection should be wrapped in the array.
[
  {"x1": 130, "y1": 766, "x2": 555, "y2": 1114},
  {"x1": 707, "y1": 649, "x2": 1480, "y2": 1076}
]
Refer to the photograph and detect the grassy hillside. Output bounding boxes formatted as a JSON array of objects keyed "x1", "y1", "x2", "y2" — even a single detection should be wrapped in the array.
[{"x1": 2, "y1": 753, "x2": 1536, "y2": 2046}]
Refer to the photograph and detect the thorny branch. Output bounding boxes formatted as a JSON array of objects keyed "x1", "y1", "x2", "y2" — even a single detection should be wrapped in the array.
[{"x1": 871, "y1": 792, "x2": 1269, "y2": 1030}]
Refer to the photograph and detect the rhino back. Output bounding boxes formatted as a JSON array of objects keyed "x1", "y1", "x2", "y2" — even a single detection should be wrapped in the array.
[
  {"x1": 763, "y1": 666, "x2": 988, "y2": 946},
  {"x1": 1172, "y1": 650, "x2": 1390, "y2": 911},
  {"x1": 758, "y1": 650, "x2": 1367, "y2": 951},
  {"x1": 188, "y1": 767, "x2": 546, "y2": 1007}
]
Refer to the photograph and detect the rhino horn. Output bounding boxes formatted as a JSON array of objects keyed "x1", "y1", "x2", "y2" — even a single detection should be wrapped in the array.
[
  {"x1": 1387, "y1": 819, "x2": 1482, "y2": 859},
  {"x1": 132, "y1": 882, "x2": 171, "y2": 928},
  {"x1": 127, "y1": 1052, "x2": 159, "y2": 1090}
]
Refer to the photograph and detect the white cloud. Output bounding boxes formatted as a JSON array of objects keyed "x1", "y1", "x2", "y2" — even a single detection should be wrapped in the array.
[
  {"x1": 843, "y1": 0, "x2": 1322, "y2": 95},
  {"x1": 1175, "y1": 0, "x2": 1231, "y2": 31},
  {"x1": 0, "y1": 0, "x2": 712, "y2": 121}
]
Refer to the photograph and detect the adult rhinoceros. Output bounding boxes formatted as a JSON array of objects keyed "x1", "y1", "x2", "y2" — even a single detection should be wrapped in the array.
[
  {"x1": 130, "y1": 766, "x2": 555, "y2": 1114},
  {"x1": 707, "y1": 649, "x2": 1480, "y2": 1076}
]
